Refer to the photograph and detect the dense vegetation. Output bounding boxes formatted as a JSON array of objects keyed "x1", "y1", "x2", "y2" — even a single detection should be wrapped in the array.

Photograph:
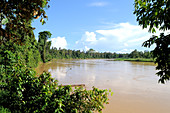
[
  {"x1": 0, "y1": 0, "x2": 111, "y2": 112},
  {"x1": 0, "y1": 32, "x2": 41, "y2": 68},
  {"x1": 0, "y1": 31, "x2": 153, "y2": 67},
  {"x1": 48, "y1": 48, "x2": 152, "y2": 60},
  {"x1": 0, "y1": 55, "x2": 111, "y2": 112},
  {"x1": 134, "y1": 0, "x2": 170, "y2": 83}
]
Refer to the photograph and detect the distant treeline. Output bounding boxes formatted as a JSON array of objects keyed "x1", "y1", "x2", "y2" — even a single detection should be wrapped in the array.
[
  {"x1": 0, "y1": 31, "x2": 152, "y2": 68},
  {"x1": 48, "y1": 48, "x2": 152, "y2": 60},
  {"x1": 38, "y1": 32, "x2": 152, "y2": 63}
]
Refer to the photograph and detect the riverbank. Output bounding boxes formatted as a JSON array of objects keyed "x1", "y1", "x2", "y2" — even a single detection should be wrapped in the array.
[
  {"x1": 35, "y1": 57, "x2": 154, "y2": 67},
  {"x1": 114, "y1": 58, "x2": 154, "y2": 62}
]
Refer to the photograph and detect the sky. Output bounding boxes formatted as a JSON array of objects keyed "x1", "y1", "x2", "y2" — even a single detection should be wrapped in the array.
[{"x1": 32, "y1": 0, "x2": 158, "y2": 53}]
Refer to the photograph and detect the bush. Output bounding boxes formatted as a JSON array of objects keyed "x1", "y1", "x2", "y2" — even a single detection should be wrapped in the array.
[{"x1": 0, "y1": 62, "x2": 111, "y2": 113}]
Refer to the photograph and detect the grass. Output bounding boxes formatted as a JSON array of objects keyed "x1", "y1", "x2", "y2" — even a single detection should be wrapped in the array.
[{"x1": 114, "y1": 58, "x2": 154, "y2": 62}]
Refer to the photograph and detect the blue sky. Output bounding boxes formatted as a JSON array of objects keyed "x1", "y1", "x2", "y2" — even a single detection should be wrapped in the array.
[{"x1": 32, "y1": 0, "x2": 156, "y2": 53}]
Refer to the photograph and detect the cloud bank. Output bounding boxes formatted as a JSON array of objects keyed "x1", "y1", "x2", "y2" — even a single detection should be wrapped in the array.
[
  {"x1": 75, "y1": 22, "x2": 158, "y2": 53},
  {"x1": 49, "y1": 22, "x2": 169, "y2": 53}
]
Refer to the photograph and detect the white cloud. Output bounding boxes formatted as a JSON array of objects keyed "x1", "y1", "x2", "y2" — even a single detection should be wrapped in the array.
[
  {"x1": 89, "y1": 2, "x2": 108, "y2": 7},
  {"x1": 85, "y1": 46, "x2": 90, "y2": 51},
  {"x1": 116, "y1": 49, "x2": 134, "y2": 54},
  {"x1": 83, "y1": 31, "x2": 96, "y2": 42},
  {"x1": 75, "y1": 22, "x2": 169, "y2": 53},
  {"x1": 99, "y1": 37, "x2": 106, "y2": 41},
  {"x1": 96, "y1": 22, "x2": 148, "y2": 42},
  {"x1": 124, "y1": 43, "x2": 128, "y2": 47},
  {"x1": 128, "y1": 35, "x2": 149, "y2": 43},
  {"x1": 50, "y1": 37, "x2": 67, "y2": 49},
  {"x1": 75, "y1": 41, "x2": 79, "y2": 44}
]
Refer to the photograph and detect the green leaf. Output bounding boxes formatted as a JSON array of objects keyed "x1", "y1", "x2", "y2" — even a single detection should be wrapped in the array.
[
  {"x1": 2, "y1": 18, "x2": 9, "y2": 25},
  {"x1": 111, "y1": 92, "x2": 114, "y2": 96},
  {"x1": 152, "y1": 28, "x2": 156, "y2": 33}
]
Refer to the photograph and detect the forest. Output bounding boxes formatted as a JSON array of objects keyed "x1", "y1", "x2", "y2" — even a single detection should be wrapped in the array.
[
  {"x1": 0, "y1": 29, "x2": 153, "y2": 67},
  {"x1": 36, "y1": 31, "x2": 153, "y2": 63}
]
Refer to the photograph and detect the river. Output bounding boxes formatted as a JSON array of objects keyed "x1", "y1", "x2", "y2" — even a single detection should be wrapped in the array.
[{"x1": 35, "y1": 59, "x2": 170, "y2": 113}]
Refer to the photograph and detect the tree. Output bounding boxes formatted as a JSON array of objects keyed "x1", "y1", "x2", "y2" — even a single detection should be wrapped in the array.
[
  {"x1": 128, "y1": 49, "x2": 138, "y2": 58},
  {"x1": 134, "y1": 0, "x2": 170, "y2": 83},
  {"x1": 143, "y1": 50, "x2": 151, "y2": 58},
  {"x1": 38, "y1": 31, "x2": 52, "y2": 63},
  {"x1": 0, "y1": 0, "x2": 50, "y2": 45},
  {"x1": 0, "y1": 29, "x2": 41, "y2": 68}
]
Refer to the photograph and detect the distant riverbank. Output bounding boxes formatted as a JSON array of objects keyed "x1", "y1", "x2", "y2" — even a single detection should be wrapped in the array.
[{"x1": 114, "y1": 58, "x2": 154, "y2": 62}]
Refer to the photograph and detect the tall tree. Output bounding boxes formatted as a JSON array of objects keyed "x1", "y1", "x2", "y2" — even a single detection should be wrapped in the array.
[
  {"x1": 38, "y1": 31, "x2": 52, "y2": 63},
  {"x1": 0, "y1": 0, "x2": 50, "y2": 67},
  {"x1": 0, "y1": 0, "x2": 50, "y2": 45},
  {"x1": 134, "y1": 0, "x2": 170, "y2": 83},
  {"x1": 129, "y1": 49, "x2": 140, "y2": 58}
]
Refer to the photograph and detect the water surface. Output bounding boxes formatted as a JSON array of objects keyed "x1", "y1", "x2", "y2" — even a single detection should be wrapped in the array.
[{"x1": 35, "y1": 59, "x2": 170, "y2": 113}]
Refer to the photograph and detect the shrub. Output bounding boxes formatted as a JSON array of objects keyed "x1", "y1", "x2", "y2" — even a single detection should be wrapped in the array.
[{"x1": 0, "y1": 62, "x2": 111, "y2": 113}]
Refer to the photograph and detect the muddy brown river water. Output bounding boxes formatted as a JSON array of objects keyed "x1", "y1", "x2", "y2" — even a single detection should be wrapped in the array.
[{"x1": 35, "y1": 59, "x2": 170, "y2": 113}]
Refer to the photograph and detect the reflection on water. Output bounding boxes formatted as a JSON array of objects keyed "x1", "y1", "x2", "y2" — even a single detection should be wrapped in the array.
[{"x1": 36, "y1": 59, "x2": 170, "y2": 113}]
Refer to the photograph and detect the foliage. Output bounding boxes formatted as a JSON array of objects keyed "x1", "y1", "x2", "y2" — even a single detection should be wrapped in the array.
[
  {"x1": 38, "y1": 31, "x2": 52, "y2": 63},
  {"x1": 114, "y1": 58, "x2": 154, "y2": 62},
  {"x1": 128, "y1": 49, "x2": 152, "y2": 58},
  {"x1": 143, "y1": 33, "x2": 170, "y2": 83},
  {"x1": 0, "y1": 0, "x2": 50, "y2": 44},
  {"x1": 134, "y1": 0, "x2": 169, "y2": 32},
  {"x1": 0, "y1": 106, "x2": 11, "y2": 113},
  {"x1": 134, "y1": 0, "x2": 170, "y2": 83},
  {"x1": 0, "y1": 52, "x2": 111, "y2": 113},
  {"x1": 0, "y1": 0, "x2": 44, "y2": 68},
  {"x1": 0, "y1": 36, "x2": 41, "y2": 68},
  {"x1": 48, "y1": 47, "x2": 152, "y2": 60}
]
